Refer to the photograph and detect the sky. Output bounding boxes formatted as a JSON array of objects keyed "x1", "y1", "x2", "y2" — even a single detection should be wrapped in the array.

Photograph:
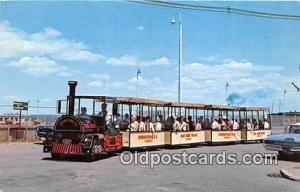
[{"x1": 0, "y1": 1, "x2": 300, "y2": 114}]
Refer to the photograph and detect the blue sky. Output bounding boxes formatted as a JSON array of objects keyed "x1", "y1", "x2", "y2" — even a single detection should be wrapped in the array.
[{"x1": 0, "y1": 1, "x2": 300, "y2": 114}]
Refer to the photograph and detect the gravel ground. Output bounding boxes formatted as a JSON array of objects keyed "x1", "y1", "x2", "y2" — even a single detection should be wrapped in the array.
[{"x1": 0, "y1": 143, "x2": 299, "y2": 192}]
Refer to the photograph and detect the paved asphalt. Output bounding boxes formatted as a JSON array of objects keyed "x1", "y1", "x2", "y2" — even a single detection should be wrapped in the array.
[{"x1": 0, "y1": 143, "x2": 299, "y2": 192}]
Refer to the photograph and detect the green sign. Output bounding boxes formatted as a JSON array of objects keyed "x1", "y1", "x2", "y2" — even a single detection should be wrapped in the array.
[{"x1": 13, "y1": 101, "x2": 28, "y2": 110}]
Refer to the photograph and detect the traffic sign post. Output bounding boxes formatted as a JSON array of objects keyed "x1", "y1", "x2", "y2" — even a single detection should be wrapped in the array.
[
  {"x1": 13, "y1": 101, "x2": 28, "y2": 111},
  {"x1": 13, "y1": 101, "x2": 28, "y2": 141}
]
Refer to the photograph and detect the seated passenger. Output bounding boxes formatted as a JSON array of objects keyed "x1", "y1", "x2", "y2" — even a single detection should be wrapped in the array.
[
  {"x1": 211, "y1": 118, "x2": 220, "y2": 130},
  {"x1": 145, "y1": 116, "x2": 154, "y2": 132},
  {"x1": 180, "y1": 116, "x2": 187, "y2": 131},
  {"x1": 233, "y1": 119, "x2": 239, "y2": 130},
  {"x1": 188, "y1": 116, "x2": 195, "y2": 131},
  {"x1": 155, "y1": 115, "x2": 163, "y2": 131},
  {"x1": 124, "y1": 113, "x2": 130, "y2": 124},
  {"x1": 165, "y1": 116, "x2": 175, "y2": 131},
  {"x1": 259, "y1": 119, "x2": 264, "y2": 130},
  {"x1": 253, "y1": 119, "x2": 259, "y2": 130},
  {"x1": 219, "y1": 118, "x2": 226, "y2": 130},
  {"x1": 113, "y1": 113, "x2": 122, "y2": 129},
  {"x1": 129, "y1": 115, "x2": 139, "y2": 131},
  {"x1": 246, "y1": 119, "x2": 252, "y2": 130},
  {"x1": 173, "y1": 116, "x2": 181, "y2": 131},
  {"x1": 204, "y1": 118, "x2": 211, "y2": 130},
  {"x1": 240, "y1": 119, "x2": 247, "y2": 129},
  {"x1": 195, "y1": 120, "x2": 202, "y2": 131},
  {"x1": 228, "y1": 119, "x2": 234, "y2": 130},
  {"x1": 263, "y1": 118, "x2": 270, "y2": 129},
  {"x1": 119, "y1": 113, "x2": 130, "y2": 131},
  {"x1": 224, "y1": 119, "x2": 231, "y2": 130},
  {"x1": 80, "y1": 107, "x2": 88, "y2": 116},
  {"x1": 139, "y1": 116, "x2": 146, "y2": 132},
  {"x1": 155, "y1": 121, "x2": 162, "y2": 132}
]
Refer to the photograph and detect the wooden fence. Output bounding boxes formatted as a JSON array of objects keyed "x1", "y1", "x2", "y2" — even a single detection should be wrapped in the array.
[{"x1": 0, "y1": 125, "x2": 38, "y2": 142}]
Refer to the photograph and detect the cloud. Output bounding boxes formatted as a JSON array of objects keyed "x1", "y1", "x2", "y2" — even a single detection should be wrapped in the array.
[
  {"x1": 7, "y1": 56, "x2": 72, "y2": 77},
  {"x1": 87, "y1": 81, "x2": 103, "y2": 88},
  {"x1": 87, "y1": 73, "x2": 111, "y2": 88},
  {"x1": 43, "y1": 27, "x2": 61, "y2": 37},
  {"x1": 180, "y1": 59, "x2": 289, "y2": 106},
  {"x1": 136, "y1": 25, "x2": 144, "y2": 31},
  {"x1": 106, "y1": 55, "x2": 170, "y2": 67},
  {"x1": 85, "y1": 56, "x2": 297, "y2": 110},
  {"x1": 183, "y1": 60, "x2": 283, "y2": 81},
  {"x1": 0, "y1": 21, "x2": 104, "y2": 77},
  {"x1": 87, "y1": 58, "x2": 288, "y2": 105},
  {"x1": 91, "y1": 73, "x2": 110, "y2": 80},
  {"x1": 107, "y1": 55, "x2": 138, "y2": 66}
]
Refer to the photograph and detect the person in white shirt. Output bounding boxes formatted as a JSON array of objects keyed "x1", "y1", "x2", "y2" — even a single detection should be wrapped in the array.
[
  {"x1": 264, "y1": 118, "x2": 270, "y2": 129},
  {"x1": 173, "y1": 116, "x2": 181, "y2": 131},
  {"x1": 211, "y1": 118, "x2": 220, "y2": 130},
  {"x1": 139, "y1": 116, "x2": 145, "y2": 132},
  {"x1": 179, "y1": 116, "x2": 187, "y2": 131},
  {"x1": 246, "y1": 119, "x2": 252, "y2": 130},
  {"x1": 233, "y1": 119, "x2": 239, "y2": 130},
  {"x1": 155, "y1": 122, "x2": 162, "y2": 132}
]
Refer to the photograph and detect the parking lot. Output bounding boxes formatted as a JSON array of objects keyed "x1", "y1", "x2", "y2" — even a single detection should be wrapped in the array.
[{"x1": 0, "y1": 143, "x2": 299, "y2": 192}]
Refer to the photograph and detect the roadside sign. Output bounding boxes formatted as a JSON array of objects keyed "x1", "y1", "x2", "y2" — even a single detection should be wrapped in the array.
[{"x1": 13, "y1": 101, "x2": 28, "y2": 110}]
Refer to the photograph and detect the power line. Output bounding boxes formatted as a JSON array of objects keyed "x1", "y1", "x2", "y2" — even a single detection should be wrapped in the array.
[{"x1": 129, "y1": 0, "x2": 300, "y2": 20}]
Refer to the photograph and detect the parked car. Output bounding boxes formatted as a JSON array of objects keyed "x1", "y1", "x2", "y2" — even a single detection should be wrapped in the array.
[
  {"x1": 264, "y1": 123, "x2": 300, "y2": 159},
  {"x1": 36, "y1": 125, "x2": 54, "y2": 141}
]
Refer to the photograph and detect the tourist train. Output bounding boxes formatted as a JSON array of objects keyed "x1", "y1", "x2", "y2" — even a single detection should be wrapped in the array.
[{"x1": 43, "y1": 81, "x2": 272, "y2": 160}]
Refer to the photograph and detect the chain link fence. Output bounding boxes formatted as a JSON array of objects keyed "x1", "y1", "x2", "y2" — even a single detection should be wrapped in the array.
[{"x1": 271, "y1": 113, "x2": 300, "y2": 134}]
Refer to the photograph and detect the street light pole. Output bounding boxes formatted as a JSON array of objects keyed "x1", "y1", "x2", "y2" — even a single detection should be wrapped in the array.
[
  {"x1": 171, "y1": 12, "x2": 183, "y2": 103},
  {"x1": 136, "y1": 68, "x2": 141, "y2": 98}
]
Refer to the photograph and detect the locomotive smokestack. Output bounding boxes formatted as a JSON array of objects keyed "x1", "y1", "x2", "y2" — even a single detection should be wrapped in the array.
[{"x1": 68, "y1": 81, "x2": 77, "y2": 115}]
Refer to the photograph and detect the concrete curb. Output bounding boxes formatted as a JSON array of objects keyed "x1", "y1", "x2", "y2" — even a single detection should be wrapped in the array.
[{"x1": 280, "y1": 166, "x2": 300, "y2": 182}]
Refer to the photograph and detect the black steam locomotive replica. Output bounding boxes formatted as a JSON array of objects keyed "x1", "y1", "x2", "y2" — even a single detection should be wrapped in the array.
[{"x1": 43, "y1": 81, "x2": 122, "y2": 160}]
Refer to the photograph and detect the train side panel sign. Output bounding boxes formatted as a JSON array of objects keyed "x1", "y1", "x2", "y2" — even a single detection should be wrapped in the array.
[{"x1": 13, "y1": 101, "x2": 28, "y2": 110}]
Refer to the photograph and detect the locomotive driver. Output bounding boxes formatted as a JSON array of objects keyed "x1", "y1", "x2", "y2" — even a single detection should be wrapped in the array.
[{"x1": 98, "y1": 103, "x2": 108, "y2": 132}]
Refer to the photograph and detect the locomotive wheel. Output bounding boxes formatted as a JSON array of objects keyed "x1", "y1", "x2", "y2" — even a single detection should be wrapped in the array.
[
  {"x1": 51, "y1": 153, "x2": 60, "y2": 160},
  {"x1": 87, "y1": 153, "x2": 96, "y2": 162},
  {"x1": 278, "y1": 151, "x2": 288, "y2": 160}
]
